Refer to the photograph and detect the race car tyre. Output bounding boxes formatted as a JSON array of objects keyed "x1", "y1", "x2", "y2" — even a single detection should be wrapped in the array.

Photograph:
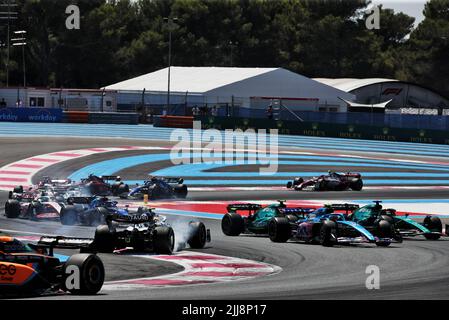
[
  {"x1": 5, "y1": 199, "x2": 20, "y2": 218},
  {"x1": 293, "y1": 178, "x2": 303, "y2": 186},
  {"x1": 379, "y1": 215, "x2": 394, "y2": 224},
  {"x1": 153, "y1": 226, "x2": 175, "y2": 254},
  {"x1": 60, "y1": 205, "x2": 78, "y2": 225},
  {"x1": 268, "y1": 217, "x2": 291, "y2": 243},
  {"x1": 320, "y1": 220, "x2": 338, "y2": 247},
  {"x1": 86, "y1": 182, "x2": 96, "y2": 195},
  {"x1": 423, "y1": 215, "x2": 442, "y2": 232},
  {"x1": 13, "y1": 186, "x2": 23, "y2": 194},
  {"x1": 63, "y1": 253, "x2": 105, "y2": 295},
  {"x1": 188, "y1": 221, "x2": 207, "y2": 248},
  {"x1": 375, "y1": 220, "x2": 393, "y2": 246},
  {"x1": 111, "y1": 182, "x2": 122, "y2": 196},
  {"x1": 350, "y1": 179, "x2": 363, "y2": 191},
  {"x1": 116, "y1": 183, "x2": 129, "y2": 197},
  {"x1": 286, "y1": 214, "x2": 299, "y2": 223},
  {"x1": 375, "y1": 220, "x2": 394, "y2": 243},
  {"x1": 286, "y1": 181, "x2": 293, "y2": 189},
  {"x1": 174, "y1": 184, "x2": 188, "y2": 199},
  {"x1": 314, "y1": 180, "x2": 325, "y2": 191},
  {"x1": 94, "y1": 225, "x2": 116, "y2": 253},
  {"x1": 146, "y1": 185, "x2": 157, "y2": 200},
  {"x1": 423, "y1": 216, "x2": 442, "y2": 240},
  {"x1": 221, "y1": 212, "x2": 244, "y2": 236},
  {"x1": 90, "y1": 207, "x2": 108, "y2": 226}
]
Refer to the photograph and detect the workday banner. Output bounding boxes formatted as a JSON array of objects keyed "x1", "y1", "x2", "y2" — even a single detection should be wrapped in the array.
[{"x1": 0, "y1": 107, "x2": 63, "y2": 123}]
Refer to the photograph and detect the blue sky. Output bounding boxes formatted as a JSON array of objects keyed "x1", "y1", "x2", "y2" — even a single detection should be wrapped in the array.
[{"x1": 372, "y1": 0, "x2": 427, "y2": 26}]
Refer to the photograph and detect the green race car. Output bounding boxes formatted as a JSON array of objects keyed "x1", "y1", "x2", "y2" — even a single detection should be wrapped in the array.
[
  {"x1": 350, "y1": 201, "x2": 448, "y2": 240},
  {"x1": 221, "y1": 201, "x2": 312, "y2": 236}
]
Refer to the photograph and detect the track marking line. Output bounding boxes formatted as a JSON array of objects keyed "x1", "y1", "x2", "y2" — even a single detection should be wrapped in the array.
[
  {"x1": 3, "y1": 230, "x2": 282, "y2": 290},
  {"x1": 102, "y1": 251, "x2": 281, "y2": 290},
  {"x1": 2, "y1": 145, "x2": 449, "y2": 192},
  {"x1": 0, "y1": 146, "x2": 168, "y2": 191}
]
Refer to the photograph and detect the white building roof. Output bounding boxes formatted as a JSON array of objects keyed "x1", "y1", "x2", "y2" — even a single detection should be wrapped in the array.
[
  {"x1": 105, "y1": 67, "x2": 354, "y2": 102},
  {"x1": 105, "y1": 67, "x2": 277, "y2": 93},
  {"x1": 314, "y1": 78, "x2": 399, "y2": 92}
]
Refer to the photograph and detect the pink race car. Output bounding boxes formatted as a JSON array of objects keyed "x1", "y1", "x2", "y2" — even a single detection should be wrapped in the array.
[
  {"x1": 286, "y1": 171, "x2": 363, "y2": 191},
  {"x1": 5, "y1": 192, "x2": 62, "y2": 220}
]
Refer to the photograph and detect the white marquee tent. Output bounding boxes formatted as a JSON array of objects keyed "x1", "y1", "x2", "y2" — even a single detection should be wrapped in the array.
[{"x1": 105, "y1": 67, "x2": 355, "y2": 112}]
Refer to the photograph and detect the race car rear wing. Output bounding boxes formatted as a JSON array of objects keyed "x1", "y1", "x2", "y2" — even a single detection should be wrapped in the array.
[
  {"x1": 67, "y1": 196, "x2": 96, "y2": 204},
  {"x1": 145, "y1": 177, "x2": 184, "y2": 184},
  {"x1": 106, "y1": 212, "x2": 153, "y2": 225},
  {"x1": 227, "y1": 203, "x2": 262, "y2": 213},
  {"x1": 163, "y1": 177, "x2": 184, "y2": 184},
  {"x1": 100, "y1": 175, "x2": 121, "y2": 182},
  {"x1": 330, "y1": 203, "x2": 360, "y2": 212},
  {"x1": 37, "y1": 236, "x2": 94, "y2": 255},
  {"x1": 279, "y1": 207, "x2": 315, "y2": 215}
]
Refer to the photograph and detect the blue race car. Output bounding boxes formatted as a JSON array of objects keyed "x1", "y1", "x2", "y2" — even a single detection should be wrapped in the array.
[
  {"x1": 59, "y1": 196, "x2": 128, "y2": 226},
  {"x1": 268, "y1": 204, "x2": 400, "y2": 247},
  {"x1": 124, "y1": 177, "x2": 188, "y2": 200}
]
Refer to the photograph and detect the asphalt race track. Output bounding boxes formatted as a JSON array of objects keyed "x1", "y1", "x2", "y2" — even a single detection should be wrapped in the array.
[{"x1": 1, "y1": 132, "x2": 449, "y2": 300}]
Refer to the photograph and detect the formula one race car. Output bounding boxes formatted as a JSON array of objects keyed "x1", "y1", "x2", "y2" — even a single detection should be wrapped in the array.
[
  {"x1": 268, "y1": 203, "x2": 399, "y2": 246},
  {"x1": 7, "y1": 185, "x2": 30, "y2": 199},
  {"x1": 125, "y1": 177, "x2": 188, "y2": 200},
  {"x1": 0, "y1": 235, "x2": 104, "y2": 297},
  {"x1": 37, "y1": 176, "x2": 74, "y2": 192},
  {"x1": 93, "y1": 208, "x2": 210, "y2": 254},
  {"x1": 8, "y1": 177, "x2": 75, "y2": 199},
  {"x1": 4, "y1": 192, "x2": 63, "y2": 220},
  {"x1": 286, "y1": 171, "x2": 363, "y2": 191},
  {"x1": 59, "y1": 196, "x2": 123, "y2": 226},
  {"x1": 80, "y1": 174, "x2": 129, "y2": 196},
  {"x1": 221, "y1": 201, "x2": 313, "y2": 236},
  {"x1": 349, "y1": 201, "x2": 449, "y2": 240}
]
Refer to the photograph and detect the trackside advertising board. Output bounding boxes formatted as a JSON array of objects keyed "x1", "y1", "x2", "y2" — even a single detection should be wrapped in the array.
[
  {"x1": 199, "y1": 116, "x2": 449, "y2": 145},
  {"x1": 0, "y1": 107, "x2": 63, "y2": 123}
]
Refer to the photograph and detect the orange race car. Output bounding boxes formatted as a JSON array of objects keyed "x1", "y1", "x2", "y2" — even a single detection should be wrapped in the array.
[{"x1": 0, "y1": 235, "x2": 104, "y2": 297}]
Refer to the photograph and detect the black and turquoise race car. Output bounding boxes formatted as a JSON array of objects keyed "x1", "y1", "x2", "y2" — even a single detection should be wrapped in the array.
[
  {"x1": 221, "y1": 201, "x2": 316, "y2": 236},
  {"x1": 222, "y1": 201, "x2": 398, "y2": 247},
  {"x1": 349, "y1": 201, "x2": 448, "y2": 240},
  {"x1": 268, "y1": 204, "x2": 398, "y2": 246}
]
